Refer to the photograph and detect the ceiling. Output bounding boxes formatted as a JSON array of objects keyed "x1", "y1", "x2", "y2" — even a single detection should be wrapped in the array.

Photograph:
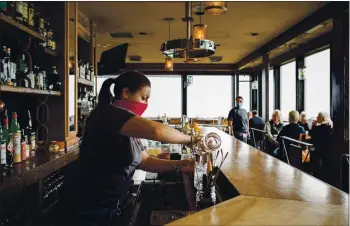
[{"x1": 79, "y1": 1, "x2": 327, "y2": 64}]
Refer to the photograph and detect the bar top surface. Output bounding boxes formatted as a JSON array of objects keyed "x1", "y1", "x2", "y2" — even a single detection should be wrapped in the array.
[
  {"x1": 205, "y1": 127, "x2": 348, "y2": 206},
  {"x1": 169, "y1": 127, "x2": 348, "y2": 225},
  {"x1": 168, "y1": 195, "x2": 348, "y2": 226}
]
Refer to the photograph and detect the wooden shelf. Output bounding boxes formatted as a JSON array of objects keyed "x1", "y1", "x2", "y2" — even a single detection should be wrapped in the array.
[
  {"x1": 0, "y1": 14, "x2": 45, "y2": 41},
  {"x1": 43, "y1": 47, "x2": 59, "y2": 57},
  {"x1": 77, "y1": 77, "x2": 94, "y2": 87},
  {"x1": 78, "y1": 23, "x2": 91, "y2": 43},
  {"x1": 0, "y1": 85, "x2": 61, "y2": 96}
]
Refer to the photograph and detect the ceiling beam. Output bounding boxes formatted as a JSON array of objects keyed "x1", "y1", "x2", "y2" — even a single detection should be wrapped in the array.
[
  {"x1": 125, "y1": 63, "x2": 237, "y2": 73},
  {"x1": 236, "y1": 2, "x2": 349, "y2": 69}
]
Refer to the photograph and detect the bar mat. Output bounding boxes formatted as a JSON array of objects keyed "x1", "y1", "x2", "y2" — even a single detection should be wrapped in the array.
[{"x1": 150, "y1": 210, "x2": 195, "y2": 225}]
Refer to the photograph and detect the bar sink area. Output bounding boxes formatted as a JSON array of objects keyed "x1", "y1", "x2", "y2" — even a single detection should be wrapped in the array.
[{"x1": 127, "y1": 169, "x2": 240, "y2": 226}]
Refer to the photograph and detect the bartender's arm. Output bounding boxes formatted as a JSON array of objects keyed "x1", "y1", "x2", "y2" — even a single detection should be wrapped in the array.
[
  {"x1": 138, "y1": 151, "x2": 193, "y2": 173},
  {"x1": 120, "y1": 115, "x2": 198, "y2": 145}
]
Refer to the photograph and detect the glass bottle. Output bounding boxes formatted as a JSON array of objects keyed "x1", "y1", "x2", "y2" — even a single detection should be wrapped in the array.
[
  {"x1": 22, "y1": 1, "x2": 28, "y2": 25},
  {"x1": 0, "y1": 127, "x2": 6, "y2": 167},
  {"x1": 14, "y1": 1, "x2": 23, "y2": 23},
  {"x1": 28, "y1": 3, "x2": 35, "y2": 29}
]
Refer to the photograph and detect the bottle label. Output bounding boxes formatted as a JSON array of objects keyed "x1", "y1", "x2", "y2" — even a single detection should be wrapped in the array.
[
  {"x1": 28, "y1": 8, "x2": 34, "y2": 26},
  {"x1": 13, "y1": 133, "x2": 21, "y2": 163},
  {"x1": 22, "y1": 3, "x2": 28, "y2": 21},
  {"x1": 39, "y1": 18, "x2": 44, "y2": 29},
  {"x1": 21, "y1": 142, "x2": 26, "y2": 161},
  {"x1": 7, "y1": 133, "x2": 13, "y2": 154},
  {"x1": 0, "y1": 143, "x2": 6, "y2": 165},
  {"x1": 31, "y1": 135, "x2": 36, "y2": 151},
  {"x1": 25, "y1": 144, "x2": 30, "y2": 158}
]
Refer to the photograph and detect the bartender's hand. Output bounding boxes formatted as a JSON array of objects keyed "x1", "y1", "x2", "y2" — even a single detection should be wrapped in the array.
[{"x1": 175, "y1": 159, "x2": 195, "y2": 173}]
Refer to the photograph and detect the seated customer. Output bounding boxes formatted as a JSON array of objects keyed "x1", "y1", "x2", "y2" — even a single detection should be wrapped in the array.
[
  {"x1": 264, "y1": 110, "x2": 283, "y2": 155},
  {"x1": 309, "y1": 112, "x2": 333, "y2": 182},
  {"x1": 275, "y1": 110, "x2": 305, "y2": 159},
  {"x1": 298, "y1": 111, "x2": 310, "y2": 132},
  {"x1": 249, "y1": 110, "x2": 265, "y2": 148}
]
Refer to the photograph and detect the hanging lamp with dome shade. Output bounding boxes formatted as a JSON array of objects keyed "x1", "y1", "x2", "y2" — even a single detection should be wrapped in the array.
[
  {"x1": 193, "y1": 2, "x2": 208, "y2": 40},
  {"x1": 204, "y1": 1, "x2": 228, "y2": 16},
  {"x1": 164, "y1": 18, "x2": 174, "y2": 71}
]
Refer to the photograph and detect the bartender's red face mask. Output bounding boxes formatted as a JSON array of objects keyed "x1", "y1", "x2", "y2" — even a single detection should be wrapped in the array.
[{"x1": 114, "y1": 86, "x2": 151, "y2": 116}]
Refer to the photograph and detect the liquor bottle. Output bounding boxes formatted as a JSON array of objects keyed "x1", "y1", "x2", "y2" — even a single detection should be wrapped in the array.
[
  {"x1": 49, "y1": 66, "x2": 61, "y2": 91},
  {"x1": 0, "y1": 1, "x2": 7, "y2": 15},
  {"x1": 16, "y1": 53, "x2": 29, "y2": 87},
  {"x1": 0, "y1": 46, "x2": 6, "y2": 83},
  {"x1": 42, "y1": 70, "x2": 47, "y2": 90},
  {"x1": 26, "y1": 110, "x2": 36, "y2": 154},
  {"x1": 9, "y1": 48, "x2": 17, "y2": 86},
  {"x1": 7, "y1": 1, "x2": 14, "y2": 18},
  {"x1": 22, "y1": 1, "x2": 28, "y2": 25},
  {"x1": 28, "y1": 3, "x2": 34, "y2": 28},
  {"x1": 10, "y1": 112, "x2": 21, "y2": 164},
  {"x1": 0, "y1": 127, "x2": 6, "y2": 167},
  {"x1": 14, "y1": 1, "x2": 23, "y2": 23},
  {"x1": 21, "y1": 129, "x2": 26, "y2": 161},
  {"x1": 3, "y1": 111, "x2": 12, "y2": 168}
]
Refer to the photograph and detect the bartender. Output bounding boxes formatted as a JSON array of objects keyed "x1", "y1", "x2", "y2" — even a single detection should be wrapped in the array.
[{"x1": 61, "y1": 71, "x2": 207, "y2": 226}]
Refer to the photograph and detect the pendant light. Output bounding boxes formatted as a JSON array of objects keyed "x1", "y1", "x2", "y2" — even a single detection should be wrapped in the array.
[
  {"x1": 165, "y1": 57, "x2": 174, "y2": 71},
  {"x1": 204, "y1": 1, "x2": 228, "y2": 16},
  {"x1": 193, "y1": 2, "x2": 207, "y2": 40},
  {"x1": 164, "y1": 18, "x2": 174, "y2": 71}
]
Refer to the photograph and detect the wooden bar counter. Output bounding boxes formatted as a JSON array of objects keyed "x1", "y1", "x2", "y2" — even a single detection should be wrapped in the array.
[{"x1": 168, "y1": 127, "x2": 349, "y2": 225}]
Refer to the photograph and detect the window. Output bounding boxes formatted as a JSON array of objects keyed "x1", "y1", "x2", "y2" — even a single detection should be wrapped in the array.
[
  {"x1": 304, "y1": 49, "x2": 330, "y2": 119},
  {"x1": 187, "y1": 75, "x2": 233, "y2": 118},
  {"x1": 269, "y1": 69, "x2": 275, "y2": 118},
  {"x1": 143, "y1": 75, "x2": 182, "y2": 118},
  {"x1": 280, "y1": 61, "x2": 296, "y2": 122},
  {"x1": 238, "y1": 75, "x2": 251, "y2": 112}
]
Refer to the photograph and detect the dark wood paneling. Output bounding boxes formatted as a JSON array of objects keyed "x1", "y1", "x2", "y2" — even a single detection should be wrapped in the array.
[
  {"x1": 295, "y1": 56, "x2": 305, "y2": 113},
  {"x1": 262, "y1": 54, "x2": 269, "y2": 121},
  {"x1": 329, "y1": 11, "x2": 348, "y2": 189},
  {"x1": 181, "y1": 74, "x2": 187, "y2": 115},
  {"x1": 236, "y1": 2, "x2": 349, "y2": 68},
  {"x1": 273, "y1": 66, "x2": 281, "y2": 110}
]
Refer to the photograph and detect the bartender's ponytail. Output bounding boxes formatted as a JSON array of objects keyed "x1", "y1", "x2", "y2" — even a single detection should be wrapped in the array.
[
  {"x1": 97, "y1": 71, "x2": 151, "y2": 108},
  {"x1": 97, "y1": 78, "x2": 116, "y2": 107}
]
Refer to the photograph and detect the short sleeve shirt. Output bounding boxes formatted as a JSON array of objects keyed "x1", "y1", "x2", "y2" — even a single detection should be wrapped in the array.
[
  {"x1": 76, "y1": 105, "x2": 143, "y2": 206},
  {"x1": 228, "y1": 107, "x2": 248, "y2": 133}
]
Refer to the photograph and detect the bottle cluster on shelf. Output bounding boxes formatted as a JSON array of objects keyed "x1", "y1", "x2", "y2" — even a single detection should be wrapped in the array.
[
  {"x1": 0, "y1": 46, "x2": 62, "y2": 91},
  {"x1": 0, "y1": 1, "x2": 56, "y2": 50},
  {"x1": 78, "y1": 59, "x2": 94, "y2": 81},
  {"x1": 78, "y1": 87, "x2": 95, "y2": 110},
  {"x1": 0, "y1": 110, "x2": 36, "y2": 170}
]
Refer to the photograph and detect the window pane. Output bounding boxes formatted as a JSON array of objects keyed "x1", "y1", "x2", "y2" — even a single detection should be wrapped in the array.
[
  {"x1": 238, "y1": 75, "x2": 250, "y2": 112},
  {"x1": 269, "y1": 69, "x2": 275, "y2": 118},
  {"x1": 280, "y1": 61, "x2": 296, "y2": 122},
  {"x1": 305, "y1": 49, "x2": 330, "y2": 119},
  {"x1": 143, "y1": 75, "x2": 182, "y2": 118},
  {"x1": 187, "y1": 75, "x2": 233, "y2": 118}
]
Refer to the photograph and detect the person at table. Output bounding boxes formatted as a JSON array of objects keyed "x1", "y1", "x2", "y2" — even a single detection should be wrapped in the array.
[
  {"x1": 249, "y1": 110, "x2": 265, "y2": 148},
  {"x1": 274, "y1": 110, "x2": 305, "y2": 159},
  {"x1": 298, "y1": 111, "x2": 310, "y2": 133},
  {"x1": 227, "y1": 96, "x2": 249, "y2": 143},
  {"x1": 309, "y1": 111, "x2": 333, "y2": 182},
  {"x1": 264, "y1": 109, "x2": 283, "y2": 155},
  {"x1": 247, "y1": 111, "x2": 253, "y2": 120},
  {"x1": 60, "y1": 71, "x2": 207, "y2": 226}
]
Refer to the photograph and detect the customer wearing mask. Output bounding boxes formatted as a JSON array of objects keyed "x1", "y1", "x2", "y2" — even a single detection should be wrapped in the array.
[{"x1": 227, "y1": 96, "x2": 249, "y2": 143}]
